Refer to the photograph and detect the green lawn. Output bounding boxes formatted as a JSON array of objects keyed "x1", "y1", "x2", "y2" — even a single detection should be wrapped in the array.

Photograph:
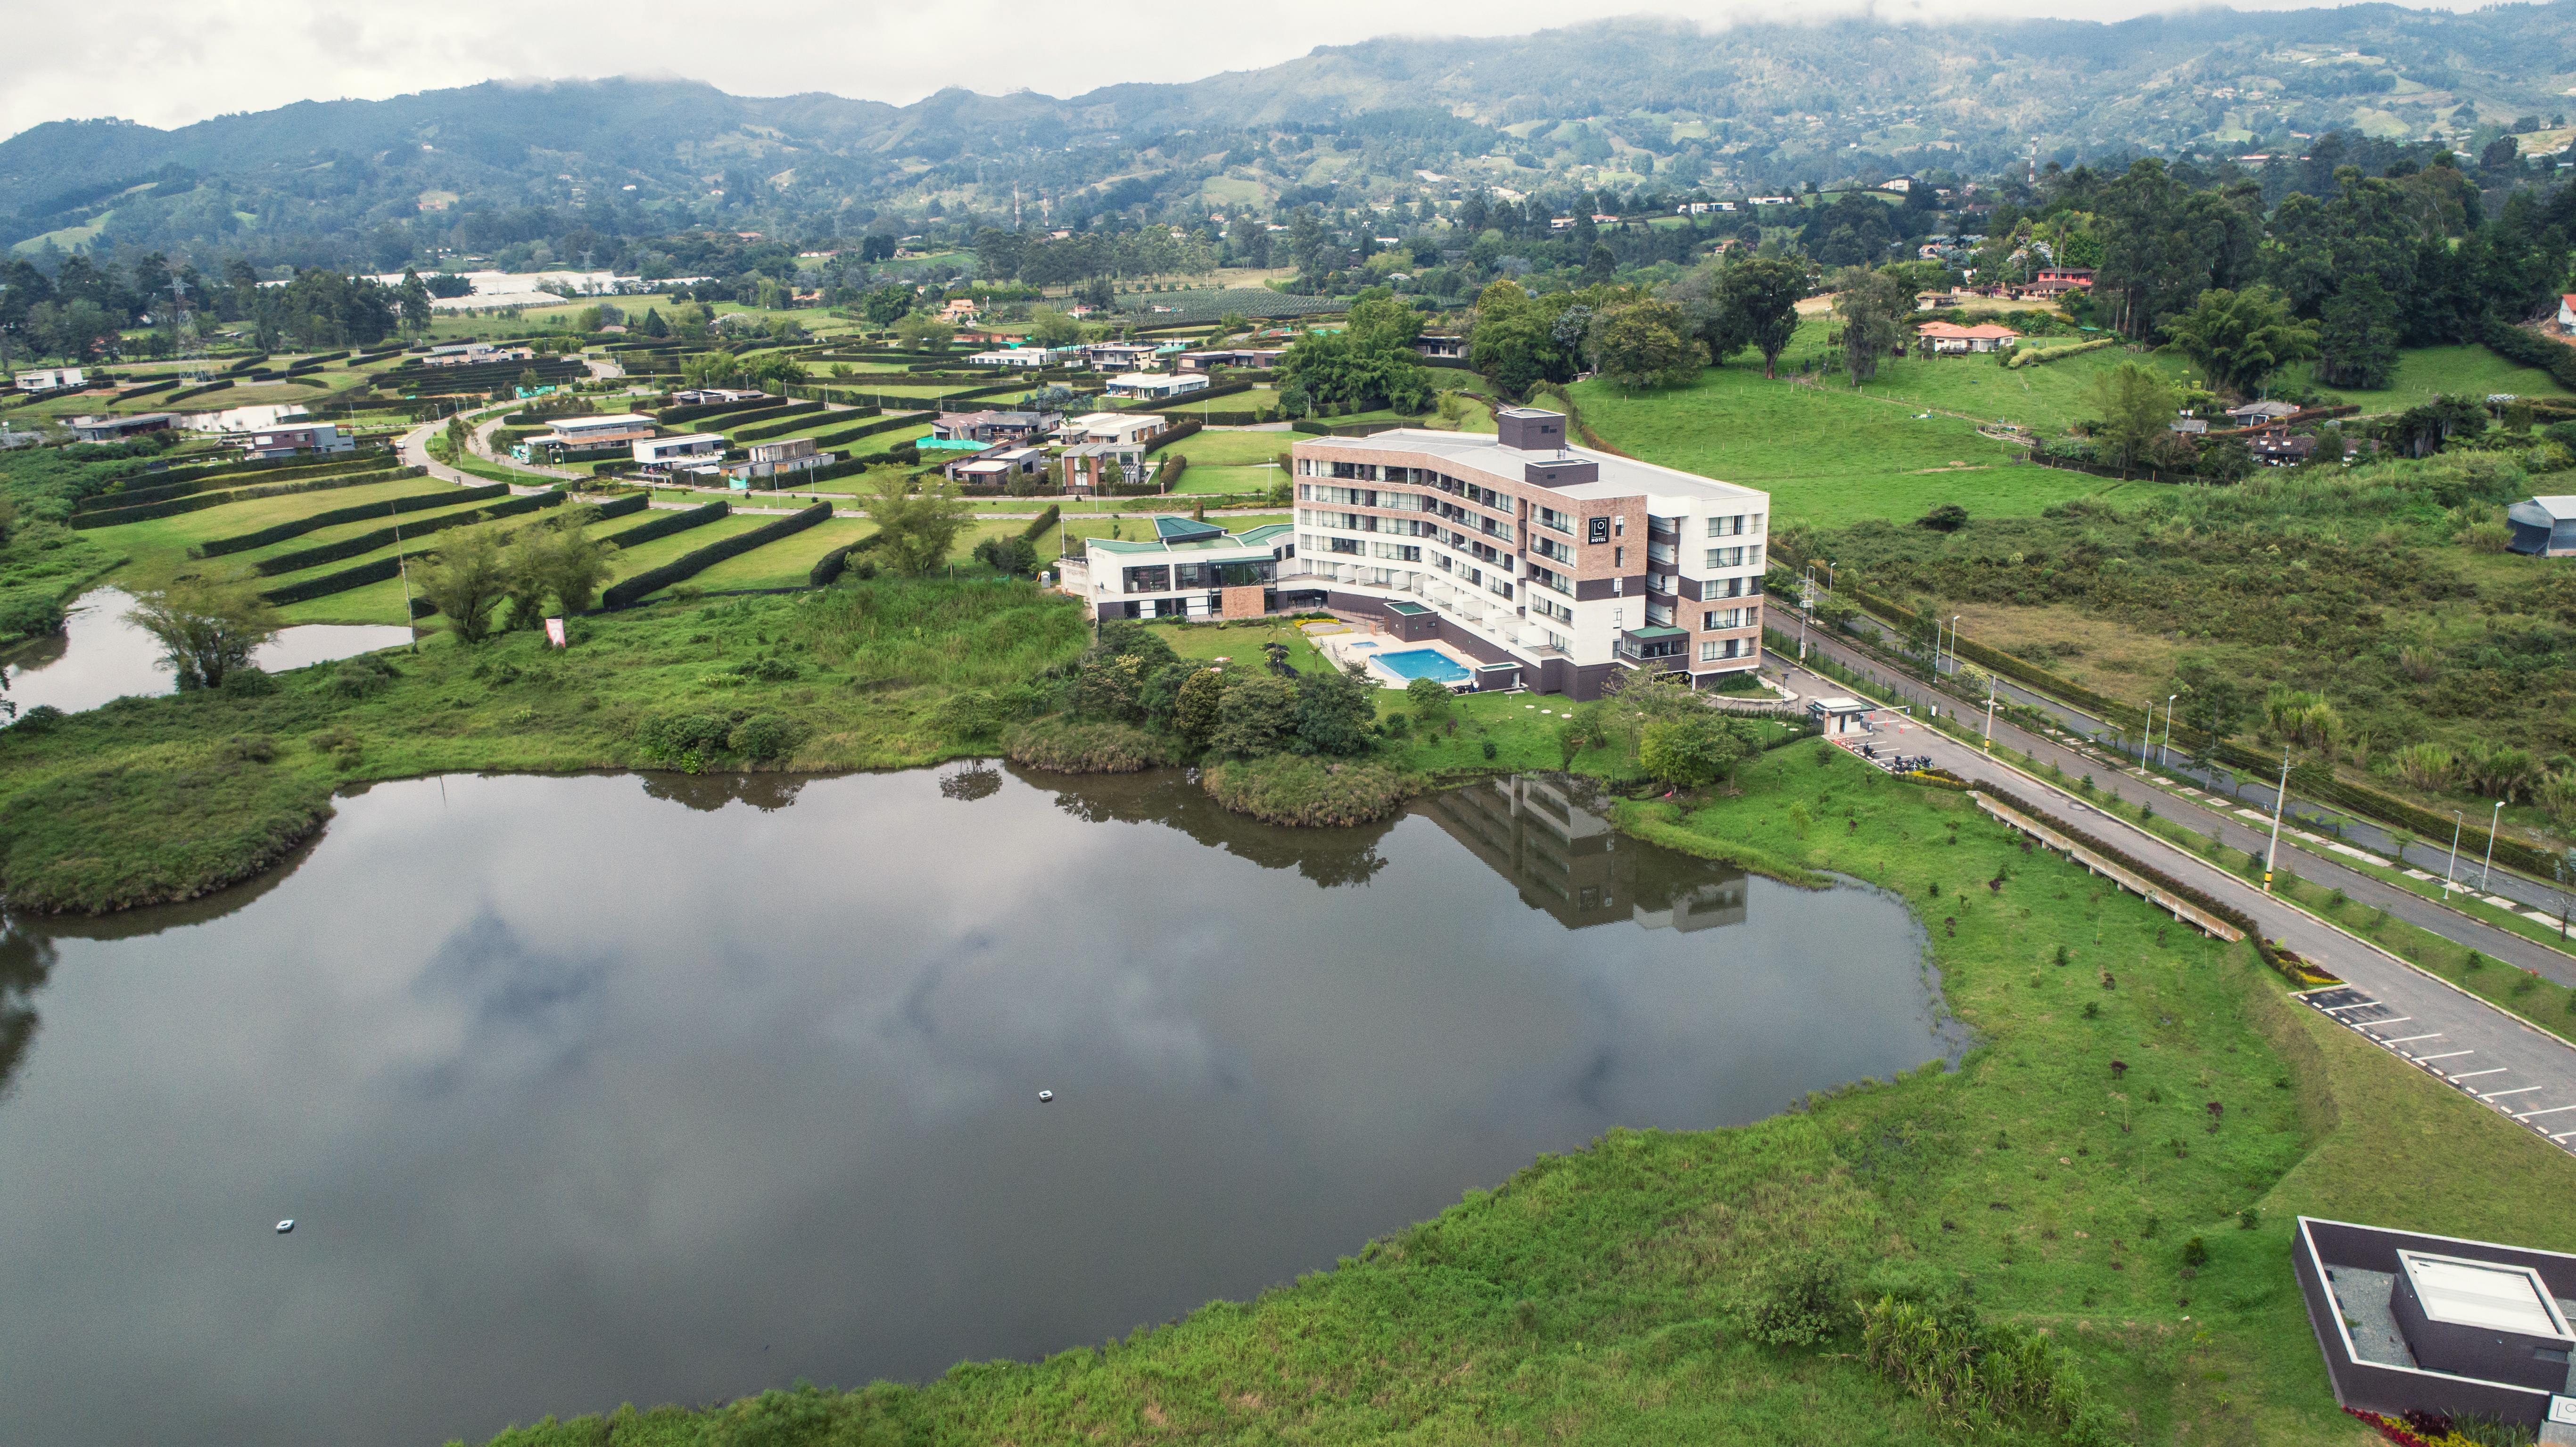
[
  {"x1": 82, "y1": 476, "x2": 465, "y2": 590},
  {"x1": 1158, "y1": 430, "x2": 1295, "y2": 467},
  {"x1": 603, "y1": 516, "x2": 778, "y2": 581},
  {"x1": 1169, "y1": 463, "x2": 1276, "y2": 495},
  {"x1": 275, "y1": 575, "x2": 416, "y2": 626},
  {"x1": 2284, "y1": 342, "x2": 2576, "y2": 412},
  {"x1": 1571, "y1": 361, "x2": 2109, "y2": 530},
  {"x1": 663, "y1": 519, "x2": 879, "y2": 594},
  {"x1": 1796, "y1": 338, "x2": 2193, "y2": 434}
]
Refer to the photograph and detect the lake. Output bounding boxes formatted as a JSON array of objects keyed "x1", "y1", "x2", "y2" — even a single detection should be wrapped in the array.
[
  {"x1": 0, "y1": 765, "x2": 1958, "y2": 1447},
  {"x1": 2, "y1": 586, "x2": 413, "y2": 720}
]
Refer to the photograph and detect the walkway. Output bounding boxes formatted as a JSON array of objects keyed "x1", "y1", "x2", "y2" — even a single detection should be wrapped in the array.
[{"x1": 1774, "y1": 651, "x2": 2576, "y2": 1157}]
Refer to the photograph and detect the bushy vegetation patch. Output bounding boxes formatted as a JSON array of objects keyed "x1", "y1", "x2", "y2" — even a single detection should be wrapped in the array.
[
  {"x1": 1199, "y1": 752, "x2": 1413, "y2": 825},
  {"x1": 0, "y1": 740, "x2": 335, "y2": 913},
  {"x1": 1003, "y1": 718, "x2": 1169, "y2": 772}
]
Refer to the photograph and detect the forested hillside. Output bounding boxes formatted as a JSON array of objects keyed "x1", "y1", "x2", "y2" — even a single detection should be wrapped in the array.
[{"x1": 3, "y1": 3, "x2": 2572, "y2": 270}]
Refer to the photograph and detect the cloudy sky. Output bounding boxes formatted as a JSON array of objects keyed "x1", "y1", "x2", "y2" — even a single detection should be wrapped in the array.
[{"x1": 1, "y1": 0, "x2": 2480, "y2": 143}]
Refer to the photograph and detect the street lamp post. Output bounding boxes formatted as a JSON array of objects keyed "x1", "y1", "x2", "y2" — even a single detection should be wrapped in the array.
[
  {"x1": 2479, "y1": 799, "x2": 2504, "y2": 892},
  {"x1": 2263, "y1": 748, "x2": 2291, "y2": 894},
  {"x1": 1983, "y1": 674, "x2": 1997, "y2": 752},
  {"x1": 2158, "y1": 694, "x2": 2178, "y2": 767},
  {"x1": 2442, "y1": 812, "x2": 2464, "y2": 900}
]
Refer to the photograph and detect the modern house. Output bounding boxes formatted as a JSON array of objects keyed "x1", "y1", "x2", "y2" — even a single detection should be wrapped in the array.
[
  {"x1": 1917, "y1": 321, "x2": 2021, "y2": 354},
  {"x1": 965, "y1": 346, "x2": 1079, "y2": 369},
  {"x1": 2295, "y1": 1216, "x2": 2576, "y2": 1436},
  {"x1": 1175, "y1": 348, "x2": 1286, "y2": 372},
  {"x1": 1283, "y1": 408, "x2": 1769, "y2": 698},
  {"x1": 68, "y1": 412, "x2": 177, "y2": 443},
  {"x1": 1056, "y1": 515, "x2": 1297, "y2": 619},
  {"x1": 419, "y1": 342, "x2": 532, "y2": 368},
  {"x1": 947, "y1": 444, "x2": 1047, "y2": 491},
  {"x1": 2559, "y1": 294, "x2": 2576, "y2": 333},
  {"x1": 1416, "y1": 334, "x2": 1468, "y2": 359},
  {"x1": 939, "y1": 297, "x2": 980, "y2": 324},
  {"x1": 15, "y1": 366, "x2": 85, "y2": 392},
  {"x1": 933, "y1": 410, "x2": 1060, "y2": 445},
  {"x1": 669, "y1": 387, "x2": 768, "y2": 407},
  {"x1": 735, "y1": 436, "x2": 826, "y2": 482},
  {"x1": 634, "y1": 432, "x2": 726, "y2": 469},
  {"x1": 2250, "y1": 428, "x2": 2321, "y2": 467},
  {"x1": 517, "y1": 412, "x2": 657, "y2": 463},
  {"x1": 1105, "y1": 372, "x2": 1209, "y2": 401},
  {"x1": 1065, "y1": 412, "x2": 1167, "y2": 447},
  {"x1": 1078, "y1": 341, "x2": 1161, "y2": 372},
  {"x1": 1058, "y1": 441, "x2": 1152, "y2": 495},
  {"x1": 2507, "y1": 495, "x2": 2576, "y2": 556},
  {"x1": 239, "y1": 421, "x2": 355, "y2": 460}
]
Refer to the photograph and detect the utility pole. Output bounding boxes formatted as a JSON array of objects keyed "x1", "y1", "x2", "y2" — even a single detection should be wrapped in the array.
[{"x1": 2263, "y1": 747, "x2": 2291, "y2": 894}]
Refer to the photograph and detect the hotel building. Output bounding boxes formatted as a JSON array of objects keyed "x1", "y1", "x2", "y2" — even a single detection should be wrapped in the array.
[
  {"x1": 1288, "y1": 409, "x2": 1768, "y2": 699},
  {"x1": 1056, "y1": 408, "x2": 1769, "y2": 701}
]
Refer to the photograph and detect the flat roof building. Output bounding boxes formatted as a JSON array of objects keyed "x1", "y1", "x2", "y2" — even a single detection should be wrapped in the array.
[
  {"x1": 15, "y1": 366, "x2": 86, "y2": 392},
  {"x1": 1105, "y1": 371, "x2": 1210, "y2": 400},
  {"x1": 240, "y1": 421, "x2": 355, "y2": 460},
  {"x1": 1057, "y1": 516, "x2": 1296, "y2": 620},
  {"x1": 634, "y1": 432, "x2": 725, "y2": 465},
  {"x1": 68, "y1": 412, "x2": 177, "y2": 443},
  {"x1": 1282, "y1": 408, "x2": 1769, "y2": 699}
]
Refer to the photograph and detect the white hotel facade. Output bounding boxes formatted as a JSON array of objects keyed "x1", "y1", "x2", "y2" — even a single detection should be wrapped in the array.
[{"x1": 1060, "y1": 408, "x2": 1769, "y2": 700}]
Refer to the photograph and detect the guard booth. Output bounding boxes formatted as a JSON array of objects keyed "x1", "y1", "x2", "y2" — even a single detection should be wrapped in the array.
[{"x1": 1808, "y1": 696, "x2": 1874, "y2": 736}]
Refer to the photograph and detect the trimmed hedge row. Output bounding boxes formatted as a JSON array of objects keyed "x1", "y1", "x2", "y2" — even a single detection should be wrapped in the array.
[
  {"x1": 116, "y1": 378, "x2": 181, "y2": 400},
  {"x1": 1142, "y1": 419, "x2": 1202, "y2": 454},
  {"x1": 602, "y1": 500, "x2": 830, "y2": 608},
  {"x1": 71, "y1": 465, "x2": 425, "y2": 528},
  {"x1": 254, "y1": 491, "x2": 563, "y2": 575},
  {"x1": 728, "y1": 402, "x2": 832, "y2": 442},
  {"x1": 197, "y1": 482, "x2": 511, "y2": 557},
  {"x1": 79, "y1": 447, "x2": 393, "y2": 506},
  {"x1": 600, "y1": 499, "x2": 727, "y2": 550},
  {"x1": 165, "y1": 378, "x2": 236, "y2": 403},
  {"x1": 655, "y1": 396, "x2": 777, "y2": 425},
  {"x1": 808, "y1": 531, "x2": 885, "y2": 585},
  {"x1": 259, "y1": 555, "x2": 408, "y2": 607}
]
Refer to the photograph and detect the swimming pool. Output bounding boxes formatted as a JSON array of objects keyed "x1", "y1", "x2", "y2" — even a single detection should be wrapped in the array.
[{"x1": 1376, "y1": 648, "x2": 1471, "y2": 685}]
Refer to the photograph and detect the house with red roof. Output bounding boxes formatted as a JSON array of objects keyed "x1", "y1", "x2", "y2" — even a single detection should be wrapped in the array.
[{"x1": 1916, "y1": 321, "x2": 2022, "y2": 355}]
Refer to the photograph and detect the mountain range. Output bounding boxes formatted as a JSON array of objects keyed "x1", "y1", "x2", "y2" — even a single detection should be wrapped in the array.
[{"x1": 2, "y1": 3, "x2": 2570, "y2": 267}]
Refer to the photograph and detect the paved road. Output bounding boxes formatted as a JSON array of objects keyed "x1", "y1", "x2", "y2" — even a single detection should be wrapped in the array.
[
  {"x1": 1785, "y1": 629, "x2": 2576, "y2": 987},
  {"x1": 1820, "y1": 611, "x2": 2575, "y2": 921},
  {"x1": 1774, "y1": 652, "x2": 2576, "y2": 1156}
]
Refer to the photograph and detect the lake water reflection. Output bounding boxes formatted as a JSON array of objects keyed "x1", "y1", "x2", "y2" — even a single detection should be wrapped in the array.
[
  {"x1": 0, "y1": 765, "x2": 1957, "y2": 1447},
  {"x1": 2, "y1": 586, "x2": 413, "y2": 720}
]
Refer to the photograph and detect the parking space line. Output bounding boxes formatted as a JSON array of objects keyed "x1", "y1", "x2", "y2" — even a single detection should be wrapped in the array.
[
  {"x1": 2485, "y1": 1086, "x2": 2548, "y2": 1098},
  {"x1": 2454, "y1": 1068, "x2": 2510, "y2": 1079},
  {"x1": 2517, "y1": 1105, "x2": 2576, "y2": 1119},
  {"x1": 2378, "y1": 1033, "x2": 2444, "y2": 1044},
  {"x1": 2418, "y1": 1050, "x2": 2476, "y2": 1061}
]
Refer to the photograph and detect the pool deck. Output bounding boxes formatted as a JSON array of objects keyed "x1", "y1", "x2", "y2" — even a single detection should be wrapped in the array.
[{"x1": 1315, "y1": 631, "x2": 1486, "y2": 690}]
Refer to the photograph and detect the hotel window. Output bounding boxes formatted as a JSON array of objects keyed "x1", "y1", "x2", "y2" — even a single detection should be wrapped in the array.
[
  {"x1": 1536, "y1": 505, "x2": 1574, "y2": 534},
  {"x1": 1544, "y1": 630, "x2": 1572, "y2": 653},
  {"x1": 1327, "y1": 536, "x2": 1362, "y2": 554},
  {"x1": 1489, "y1": 578, "x2": 1514, "y2": 600},
  {"x1": 1532, "y1": 535, "x2": 1573, "y2": 565},
  {"x1": 1611, "y1": 607, "x2": 1623, "y2": 628},
  {"x1": 1370, "y1": 542, "x2": 1421, "y2": 562},
  {"x1": 1706, "y1": 546, "x2": 1744, "y2": 568},
  {"x1": 1699, "y1": 640, "x2": 1724, "y2": 663},
  {"x1": 1707, "y1": 514, "x2": 1745, "y2": 538}
]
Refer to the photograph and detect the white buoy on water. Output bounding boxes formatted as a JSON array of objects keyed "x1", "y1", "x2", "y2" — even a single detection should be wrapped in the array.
[
  {"x1": 1038, "y1": 1090, "x2": 1055, "y2": 1103},
  {"x1": 275, "y1": 1220, "x2": 295, "y2": 1234}
]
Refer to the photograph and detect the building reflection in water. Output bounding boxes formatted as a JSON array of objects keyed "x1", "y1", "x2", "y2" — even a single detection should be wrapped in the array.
[{"x1": 1415, "y1": 775, "x2": 1749, "y2": 933}]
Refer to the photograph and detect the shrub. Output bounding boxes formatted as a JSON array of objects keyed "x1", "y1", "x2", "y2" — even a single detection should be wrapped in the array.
[
  {"x1": 327, "y1": 654, "x2": 400, "y2": 699},
  {"x1": 636, "y1": 713, "x2": 734, "y2": 763},
  {"x1": 217, "y1": 666, "x2": 277, "y2": 698},
  {"x1": 727, "y1": 714, "x2": 805, "y2": 762},
  {"x1": 2181, "y1": 1235, "x2": 2209, "y2": 1268},
  {"x1": 1201, "y1": 754, "x2": 1412, "y2": 827},
  {"x1": 1004, "y1": 718, "x2": 1169, "y2": 773},
  {"x1": 9, "y1": 703, "x2": 66, "y2": 733},
  {"x1": 1745, "y1": 1252, "x2": 1848, "y2": 1347}
]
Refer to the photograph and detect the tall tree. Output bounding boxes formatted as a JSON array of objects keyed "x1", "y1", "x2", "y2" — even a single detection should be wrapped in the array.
[
  {"x1": 1828, "y1": 266, "x2": 1911, "y2": 387},
  {"x1": 2083, "y1": 361, "x2": 2179, "y2": 475},
  {"x1": 1717, "y1": 256, "x2": 1808, "y2": 379},
  {"x1": 2164, "y1": 285, "x2": 2316, "y2": 395},
  {"x1": 2313, "y1": 276, "x2": 2401, "y2": 389},
  {"x1": 124, "y1": 580, "x2": 280, "y2": 690},
  {"x1": 863, "y1": 472, "x2": 972, "y2": 575}
]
